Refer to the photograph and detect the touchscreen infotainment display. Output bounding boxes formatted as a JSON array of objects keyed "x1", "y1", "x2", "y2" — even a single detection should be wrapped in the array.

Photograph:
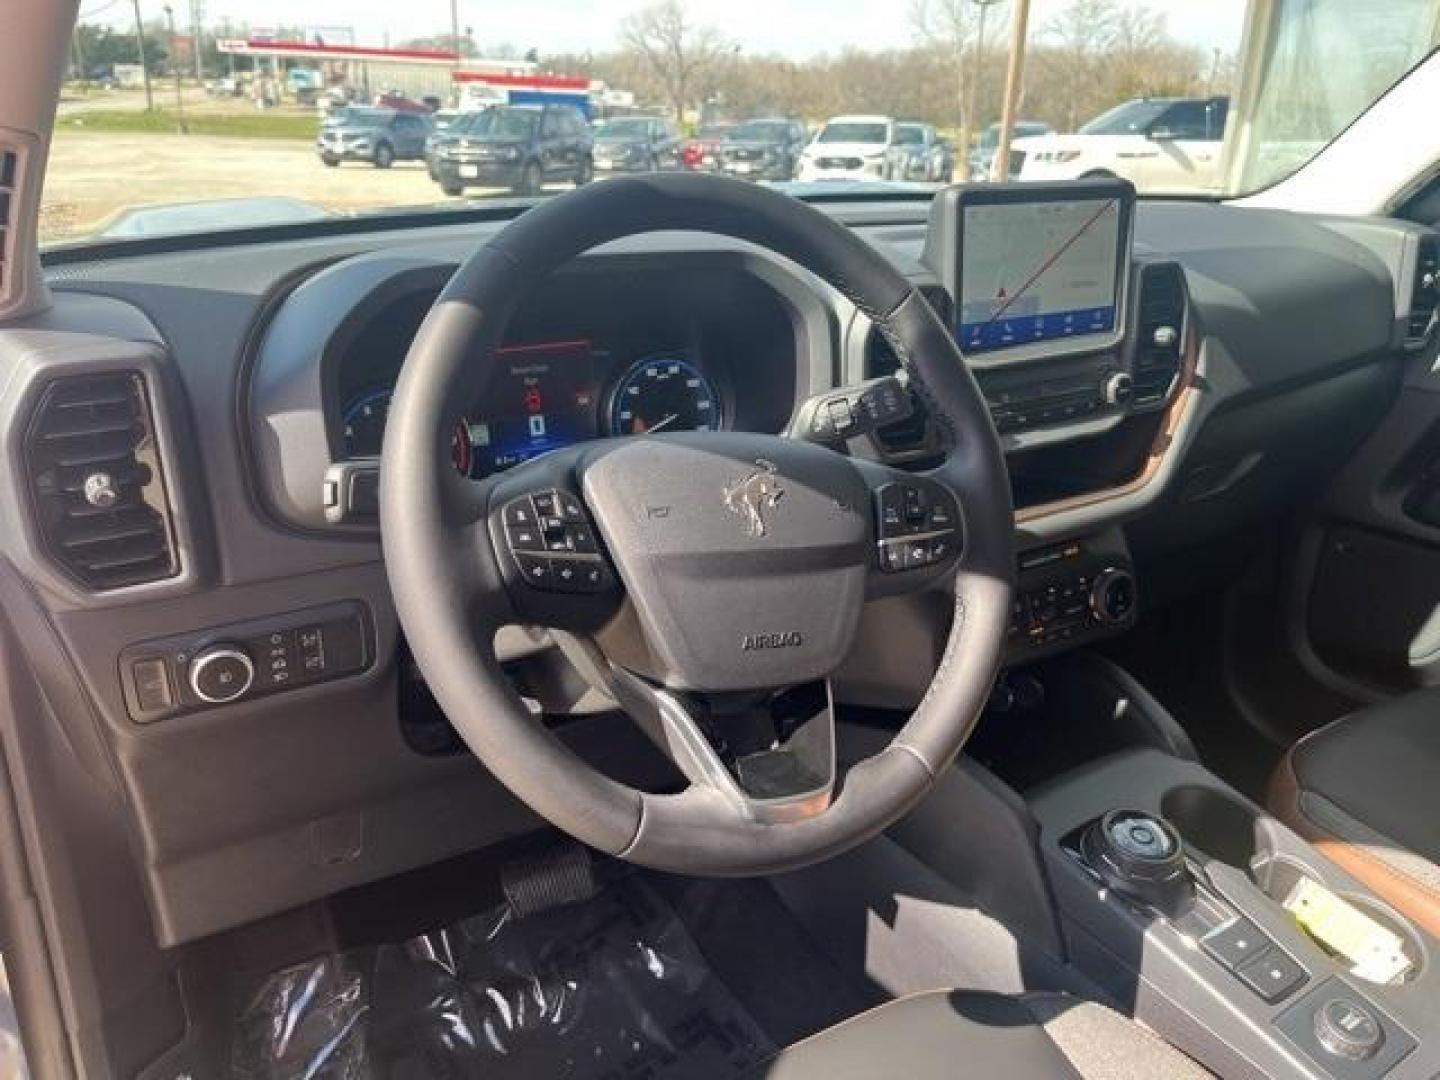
[{"x1": 958, "y1": 197, "x2": 1124, "y2": 354}]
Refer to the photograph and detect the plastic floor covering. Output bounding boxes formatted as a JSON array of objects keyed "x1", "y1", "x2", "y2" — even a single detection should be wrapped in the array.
[{"x1": 230, "y1": 874, "x2": 777, "y2": 1079}]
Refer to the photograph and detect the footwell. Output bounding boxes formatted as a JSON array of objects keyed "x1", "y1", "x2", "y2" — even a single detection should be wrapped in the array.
[{"x1": 230, "y1": 874, "x2": 776, "y2": 1079}]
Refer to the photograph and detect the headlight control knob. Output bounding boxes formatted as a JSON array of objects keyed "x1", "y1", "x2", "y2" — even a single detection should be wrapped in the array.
[{"x1": 189, "y1": 645, "x2": 255, "y2": 703}]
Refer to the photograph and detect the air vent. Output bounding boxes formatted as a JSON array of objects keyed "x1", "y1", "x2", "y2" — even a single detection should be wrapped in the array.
[
  {"x1": 865, "y1": 286, "x2": 951, "y2": 453},
  {"x1": 1132, "y1": 263, "x2": 1187, "y2": 407},
  {"x1": 1406, "y1": 236, "x2": 1439, "y2": 346},
  {"x1": 24, "y1": 373, "x2": 179, "y2": 590}
]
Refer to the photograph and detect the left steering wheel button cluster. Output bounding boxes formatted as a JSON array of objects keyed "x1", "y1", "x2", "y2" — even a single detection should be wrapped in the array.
[
  {"x1": 875, "y1": 480, "x2": 962, "y2": 574},
  {"x1": 502, "y1": 491, "x2": 614, "y2": 594}
]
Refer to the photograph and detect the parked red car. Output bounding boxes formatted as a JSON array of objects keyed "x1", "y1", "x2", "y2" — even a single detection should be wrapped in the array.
[{"x1": 681, "y1": 122, "x2": 734, "y2": 170}]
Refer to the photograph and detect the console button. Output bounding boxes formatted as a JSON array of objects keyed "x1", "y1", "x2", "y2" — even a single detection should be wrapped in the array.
[
  {"x1": 531, "y1": 491, "x2": 558, "y2": 517},
  {"x1": 876, "y1": 484, "x2": 907, "y2": 536},
  {"x1": 1314, "y1": 996, "x2": 1383, "y2": 1061},
  {"x1": 1236, "y1": 947, "x2": 1307, "y2": 1004},
  {"x1": 575, "y1": 561, "x2": 610, "y2": 592},
  {"x1": 132, "y1": 658, "x2": 173, "y2": 713},
  {"x1": 1201, "y1": 918, "x2": 1270, "y2": 971},
  {"x1": 256, "y1": 630, "x2": 295, "y2": 688}
]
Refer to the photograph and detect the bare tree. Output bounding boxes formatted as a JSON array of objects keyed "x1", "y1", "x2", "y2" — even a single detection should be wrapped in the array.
[
  {"x1": 910, "y1": 0, "x2": 1007, "y2": 143},
  {"x1": 620, "y1": 0, "x2": 731, "y2": 122}
]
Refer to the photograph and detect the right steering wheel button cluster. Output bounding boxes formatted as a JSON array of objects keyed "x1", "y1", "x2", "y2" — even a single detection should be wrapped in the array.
[
  {"x1": 503, "y1": 491, "x2": 613, "y2": 593},
  {"x1": 875, "y1": 480, "x2": 962, "y2": 573}
]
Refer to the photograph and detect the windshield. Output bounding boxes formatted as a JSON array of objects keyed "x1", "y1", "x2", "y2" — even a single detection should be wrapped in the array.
[
  {"x1": 37, "y1": 0, "x2": 1440, "y2": 246},
  {"x1": 728, "y1": 121, "x2": 788, "y2": 141},
  {"x1": 329, "y1": 108, "x2": 392, "y2": 129},
  {"x1": 816, "y1": 122, "x2": 888, "y2": 145},
  {"x1": 1079, "y1": 100, "x2": 1171, "y2": 135},
  {"x1": 597, "y1": 118, "x2": 652, "y2": 138},
  {"x1": 469, "y1": 109, "x2": 538, "y2": 138}
]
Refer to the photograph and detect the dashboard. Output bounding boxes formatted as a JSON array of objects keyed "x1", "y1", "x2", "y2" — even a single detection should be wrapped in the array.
[{"x1": 7, "y1": 184, "x2": 1433, "y2": 950}]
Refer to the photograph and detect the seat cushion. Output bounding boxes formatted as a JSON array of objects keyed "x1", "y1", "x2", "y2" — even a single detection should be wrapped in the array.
[
  {"x1": 750, "y1": 990, "x2": 1210, "y2": 1079},
  {"x1": 1270, "y1": 687, "x2": 1440, "y2": 939}
]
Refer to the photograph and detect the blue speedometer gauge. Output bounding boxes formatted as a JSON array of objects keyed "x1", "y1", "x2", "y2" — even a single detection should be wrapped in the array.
[
  {"x1": 342, "y1": 387, "x2": 391, "y2": 458},
  {"x1": 608, "y1": 355, "x2": 722, "y2": 436}
]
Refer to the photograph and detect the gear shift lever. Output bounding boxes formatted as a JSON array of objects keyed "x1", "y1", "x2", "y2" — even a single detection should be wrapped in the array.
[{"x1": 1081, "y1": 809, "x2": 1195, "y2": 919}]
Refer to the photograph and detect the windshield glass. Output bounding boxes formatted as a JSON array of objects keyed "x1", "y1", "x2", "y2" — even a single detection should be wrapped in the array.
[
  {"x1": 596, "y1": 118, "x2": 651, "y2": 138},
  {"x1": 37, "y1": 0, "x2": 1440, "y2": 246},
  {"x1": 1078, "y1": 100, "x2": 1170, "y2": 135},
  {"x1": 728, "y1": 121, "x2": 789, "y2": 141},
  {"x1": 469, "y1": 109, "x2": 538, "y2": 138},
  {"x1": 816, "y1": 122, "x2": 888, "y2": 144}
]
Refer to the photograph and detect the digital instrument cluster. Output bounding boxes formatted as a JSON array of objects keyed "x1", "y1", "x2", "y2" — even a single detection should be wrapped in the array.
[{"x1": 340, "y1": 338, "x2": 724, "y2": 476}]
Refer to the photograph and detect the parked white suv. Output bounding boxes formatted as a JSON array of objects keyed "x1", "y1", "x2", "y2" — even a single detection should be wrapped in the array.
[
  {"x1": 797, "y1": 115, "x2": 895, "y2": 182},
  {"x1": 1015, "y1": 96, "x2": 1229, "y2": 194}
]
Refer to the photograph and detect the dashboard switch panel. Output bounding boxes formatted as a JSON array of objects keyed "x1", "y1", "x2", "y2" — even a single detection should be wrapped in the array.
[
  {"x1": 120, "y1": 602, "x2": 372, "y2": 722},
  {"x1": 1008, "y1": 534, "x2": 1137, "y2": 659}
]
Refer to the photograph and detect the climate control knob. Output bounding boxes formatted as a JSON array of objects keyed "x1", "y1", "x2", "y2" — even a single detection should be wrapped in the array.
[
  {"x1": 188, "y1": 645, "x2": 255, "y2": 703},
  {"x1": 1102, "y1": 372, "x2": 1135, "y2": 406},
  {"x1": 1090, "y1": 567, "x2": 1137, "y2": 626}
]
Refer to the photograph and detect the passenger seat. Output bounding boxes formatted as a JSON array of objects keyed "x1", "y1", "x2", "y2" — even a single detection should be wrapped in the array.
[{"x1": 1269, "y1": 688, "x2": 1440, "y2": 939}]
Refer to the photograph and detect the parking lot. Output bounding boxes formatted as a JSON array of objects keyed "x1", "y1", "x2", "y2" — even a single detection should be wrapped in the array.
[{"x1": 42, "y1": 128, "x2": 463, "y2": 242}]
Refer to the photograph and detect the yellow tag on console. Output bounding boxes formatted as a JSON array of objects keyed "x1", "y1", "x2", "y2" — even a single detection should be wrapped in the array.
[{"x1": 1283, "y1": 876, "x2": 1412, "y2": 984}]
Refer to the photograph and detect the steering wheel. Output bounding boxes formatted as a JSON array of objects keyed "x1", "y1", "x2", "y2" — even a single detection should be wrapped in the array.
[{"x1": 382, "y1": 174, "x2": 1013, "y2": 876}]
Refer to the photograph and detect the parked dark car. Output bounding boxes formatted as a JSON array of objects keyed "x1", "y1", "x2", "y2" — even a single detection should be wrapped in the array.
[
  {"x1": 969, "y1": 119, "x2": 1052, "y2": 180},
  {"x1": 316, "y1": 107, "x2": 433, "y2": 169},
  {"x1": 715, "y1": 118, "x2": 808, "y2": 182},
  {"x1": 885, "y1": 121, "x2": 954, "y2": 182},
  {"x1": 591, "y1": 116, "x2": 683, "y2": 175},
  {"x1": 430, "y1": 104, "x2": 593, "y2": 196}
]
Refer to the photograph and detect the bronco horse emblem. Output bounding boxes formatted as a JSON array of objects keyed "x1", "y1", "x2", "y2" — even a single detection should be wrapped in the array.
[{"x1": 723, "y1": 459, "x2": 785, "y2": 538}]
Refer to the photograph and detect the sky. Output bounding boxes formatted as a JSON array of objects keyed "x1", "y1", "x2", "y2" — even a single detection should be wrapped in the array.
[{"x1": 92, "y1": 0, "x2": 1251, "y2": 60}]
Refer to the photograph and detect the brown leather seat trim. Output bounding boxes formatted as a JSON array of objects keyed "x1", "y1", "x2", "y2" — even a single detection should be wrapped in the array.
[{"x1": 1268, "y1": 749, "x2": 1440, "y2": 941}]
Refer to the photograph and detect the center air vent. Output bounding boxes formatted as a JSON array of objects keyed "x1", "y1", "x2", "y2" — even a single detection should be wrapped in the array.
[
  {"x1": 24, "y1": 373, "x2": 179, "y2": 591},
  {"x1": 1406, "y1": 235, "x2": 1439, "y2": 346},
  {"x1": 1132, "y1": 263, "x2": 1187, "y2": 407}
]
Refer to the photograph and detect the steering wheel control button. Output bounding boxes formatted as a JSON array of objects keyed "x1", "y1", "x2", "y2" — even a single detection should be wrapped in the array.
[
  {"x1": 1236, "y1": 948, "x2": 1307, "y2": 1004},
  {"x1": 502, "y1": 490, "x2": 616, "y2": 593},
  {"x1": 874, "y1": 480, "x2": 962, "y2": 574},
  {"x1": 188, "y1": 645, "x2": 256, "y2": 704},
  {"x1": 1201, "y1": 918, "x2": 1270, "y2": 972},
  {"x1": 502, "y1": 499, "x2": 537, "y2": 528},
  {"x1": 1314, "y1": 997, "x2": 1384, "y2": 1061}
]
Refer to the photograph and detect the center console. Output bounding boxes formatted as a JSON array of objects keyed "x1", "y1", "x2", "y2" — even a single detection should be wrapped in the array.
[{"x1": 1029, "y1": 750, "x2": 1438, "y2": 1079}]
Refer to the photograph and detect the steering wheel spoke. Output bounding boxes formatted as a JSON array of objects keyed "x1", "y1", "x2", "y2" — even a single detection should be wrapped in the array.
[{"x1": 602, "y1": 663, "x2": 837, "y2": 824}]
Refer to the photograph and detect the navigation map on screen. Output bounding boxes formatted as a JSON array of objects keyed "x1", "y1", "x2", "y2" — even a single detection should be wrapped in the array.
[{"x1": 959, "y1": 197, "x2": 1123, "y2": 354}]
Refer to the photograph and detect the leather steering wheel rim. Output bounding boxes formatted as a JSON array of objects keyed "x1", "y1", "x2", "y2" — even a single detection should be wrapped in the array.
[{"x1": 381, "y1": 174, "x2": 1014, "y2": 875}]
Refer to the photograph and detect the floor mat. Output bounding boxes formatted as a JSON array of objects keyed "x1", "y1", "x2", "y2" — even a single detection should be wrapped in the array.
[{"x1": 230, "y1": 874, "x2": 776, "y2": 1079}]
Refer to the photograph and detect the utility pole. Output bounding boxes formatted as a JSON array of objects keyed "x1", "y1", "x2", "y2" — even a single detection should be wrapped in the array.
[
  {"x1": 450, "y1": 0, "x2": 462, "y2": 59},
  {"x1": 967, "y1": 0, "x2": 1004, "y2": 176},
  {"x1": 993, "y1": 0, "x2": 1031, "y2": 181},
  {"x1": 164, "y1": 4, "x2": 188, "y2": 131},
  {"x1": 189, "y1": 0, "x2": 205, "y2": 82},
  {"x1": 131, "y1": 0, "x2": 155, "y2": 112}
]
